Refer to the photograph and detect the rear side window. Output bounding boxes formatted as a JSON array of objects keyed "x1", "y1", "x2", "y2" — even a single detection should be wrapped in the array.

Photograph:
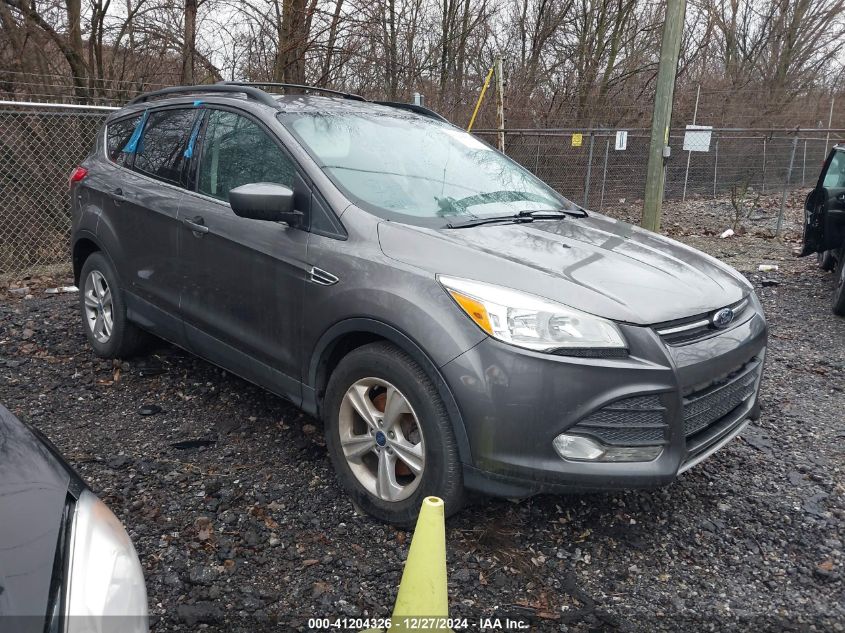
[
  {"x1": 133, "y1": 109, "x2": 197, "y2": 184},
  {"x1": 106, "y1": 114, "x2": 142, "y2": 165},
  {"x1": 197, "y1": 110, "x2": 295, "y2": 201}
]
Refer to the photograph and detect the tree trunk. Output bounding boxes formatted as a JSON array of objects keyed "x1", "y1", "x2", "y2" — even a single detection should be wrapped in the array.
[
  {"x1": 275, "y1": 0, "x2": 308, "y2": 85},
  {"x1": 319, "y1": 0, "x2": 344, "y2": 85},
  {"x1": 181, "y1": 0, "x2": 197, "y2": 84}
]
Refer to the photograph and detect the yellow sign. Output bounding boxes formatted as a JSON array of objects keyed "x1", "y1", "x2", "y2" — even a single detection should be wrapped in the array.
[{"x1": 571, "y1": 133, "x2": 583, "y2": 147}]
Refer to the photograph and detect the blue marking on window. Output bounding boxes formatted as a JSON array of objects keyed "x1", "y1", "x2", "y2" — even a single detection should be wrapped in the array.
[
  {"x1": 183, "y1": 116, "x2": 203, "y2": 159},
  {"x1": 193, "y1": 100, "x2": 204, "y2": 107},
  {"x1": 122, "y1": 110, "x2": 149, "y2": 154}
]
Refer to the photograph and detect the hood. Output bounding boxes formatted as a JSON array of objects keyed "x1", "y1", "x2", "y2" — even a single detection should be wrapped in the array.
[
  {"x1": 0, "y1": 404, "x2": 75, "y2": 623},
  {"x1": 378, "y1": 213, "x2": 750, "y2": 325}
]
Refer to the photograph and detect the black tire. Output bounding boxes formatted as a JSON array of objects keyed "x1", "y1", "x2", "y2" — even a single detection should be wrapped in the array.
[
  {"x1": 79, "y1": 252, "x2": 151, "y2": 358},
  {"x1": 818, "y1": 250, "x2": 836, "y2": 272},
  {"x1": 323, "y1": 342, "x2": 464, "y2": 525},
  {"x1": 833, "y1": 250, "x2": 845, "y2": 317}
]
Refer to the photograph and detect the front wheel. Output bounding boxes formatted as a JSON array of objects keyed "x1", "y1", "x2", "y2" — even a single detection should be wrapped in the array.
[
  {"x1": 818, "y1": 250, "x2": 836, "y2": 272},
  {"x1": 323, "y1": 342, "x2": 464, "y2": 525}
]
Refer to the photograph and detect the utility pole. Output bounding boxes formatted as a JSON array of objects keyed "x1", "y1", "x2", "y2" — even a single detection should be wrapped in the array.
[
  {"x1": 641, "y1": 0, "x2": 687, "y2": 232},
  {"x1": 495, "y1": 55, "x2": 505, "y2": 152}
]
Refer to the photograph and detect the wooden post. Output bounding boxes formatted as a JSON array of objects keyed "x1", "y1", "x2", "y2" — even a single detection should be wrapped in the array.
[{"x1": 641, "y1": 0, "x2": 687, "y2": 232}]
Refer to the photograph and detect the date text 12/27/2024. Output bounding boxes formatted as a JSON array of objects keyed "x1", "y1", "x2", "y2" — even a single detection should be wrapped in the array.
[{"x1": 308, "y1": 617, "x2": 531, "y2": 630}]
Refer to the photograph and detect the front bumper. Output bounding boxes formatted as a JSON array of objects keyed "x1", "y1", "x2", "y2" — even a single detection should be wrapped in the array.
[{"x1": 442, "y1": 297, "x2": 768, "y2": 497}]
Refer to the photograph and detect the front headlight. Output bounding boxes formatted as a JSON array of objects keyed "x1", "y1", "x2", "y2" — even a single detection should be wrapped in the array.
[
  {"x1": 65, "y1": 490, "x2": 148, "y2": 633},
  {"x1": 438, "y1": 275, "x2": 626, "y2": 353}
]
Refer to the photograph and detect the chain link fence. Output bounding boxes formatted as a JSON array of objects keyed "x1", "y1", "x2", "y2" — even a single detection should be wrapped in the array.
[
  {"x1": 0, "y1": 102, "x2": 112, "y2": 276},
  {"x1": 1, "y1": 100, "x2": 843, "y2": 276},
  {"x1": 474, "y1": 127, "x2": 841, "y2": 214}
]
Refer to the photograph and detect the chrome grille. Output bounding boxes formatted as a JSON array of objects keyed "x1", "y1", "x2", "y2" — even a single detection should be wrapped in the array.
[{"x1": 656, "y1": 297, "x2": 752, "y2": 345}]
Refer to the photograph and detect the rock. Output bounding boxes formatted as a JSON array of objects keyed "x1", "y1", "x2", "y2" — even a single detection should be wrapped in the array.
[
  {"x1": 742, "y1": 429, "x2": 773, "y2": 453},
  {"x1": 176, "y1": 603, "x2": 223, "y2": 625},
  {"x1": 241, "y1": 594, "x2": 265, "y2": 611},
  {"x1": 803, "y1": 493, "x2": 829, "y2": 518},
  {"x1": 106, "y1": 454, "x2": 131, "y2": 469},
  {"x1": 242, "y1": 529, "x2": 260, "y2": 547},
  {"x1": 787, "y1": 471, "x2": 804, "y2": 485},
  {"x1": 188, "y1": 566, "x2": 217, "y2": 586}
]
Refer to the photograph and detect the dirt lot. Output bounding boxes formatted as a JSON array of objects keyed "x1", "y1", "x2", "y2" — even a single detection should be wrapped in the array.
[{"x1": 1, "y1": 193, "x2": 843, "y2": 632}]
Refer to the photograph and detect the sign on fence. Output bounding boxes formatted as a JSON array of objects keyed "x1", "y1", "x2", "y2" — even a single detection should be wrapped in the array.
[
  {"x1": 615, "y1": 131, "x2": 628, "y2": 151},
  {"x1": 683, "y1": 125, "x2": 713, "y2": 152},
  {"x1": 571, "y1": 133, "x2": 583, "y2": 147}
]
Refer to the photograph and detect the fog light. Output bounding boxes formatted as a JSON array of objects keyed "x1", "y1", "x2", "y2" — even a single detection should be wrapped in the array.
[{"x1": 553, "y1": 433, "x2": 663, "y2": 463}]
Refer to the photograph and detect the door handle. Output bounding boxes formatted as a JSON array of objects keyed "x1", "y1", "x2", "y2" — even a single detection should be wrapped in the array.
[
  {"x1": 183, "y1": 216, "x2": 209, "y2": 235},
  {"x1": 113, "y1": 187, "x2": 124, "y2": 197},
  {"x1": 836, "y1": 192, "x2": 845, "y2": 203}
]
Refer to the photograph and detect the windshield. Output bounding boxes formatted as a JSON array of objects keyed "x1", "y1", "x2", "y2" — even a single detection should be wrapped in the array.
[{"x1": 279, "y1": 110, "x2": 572, "y2": 226}]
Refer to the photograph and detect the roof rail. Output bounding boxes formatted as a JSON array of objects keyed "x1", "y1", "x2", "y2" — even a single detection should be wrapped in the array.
[
  {"x1": 373, "y1": 100, "x2": 450, "y2": 123},
  {"x1": 218, "y1": 81, "x2": 367, "y2": 102},
  {"x1": 127, "y1": 84, "x2": 279, "y2": 108}
]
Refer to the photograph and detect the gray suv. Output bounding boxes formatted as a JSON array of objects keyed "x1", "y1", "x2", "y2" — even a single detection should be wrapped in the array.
[{"x1": 70, "y1": 83, "x2": 768, "y2": 524}]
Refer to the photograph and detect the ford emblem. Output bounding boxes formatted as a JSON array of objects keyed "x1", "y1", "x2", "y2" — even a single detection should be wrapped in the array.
[{"x1": 712, "y1": 307, "x2": 734, "y2": 329}]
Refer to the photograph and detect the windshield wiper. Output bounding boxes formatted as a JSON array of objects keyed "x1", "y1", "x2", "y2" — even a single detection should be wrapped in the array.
[
  {"x1": 520, "y1": 207, "x2": 589, "y2": 218},
  {"x1": 446, "y1": 209, "x2": 569, "y2": 229}
]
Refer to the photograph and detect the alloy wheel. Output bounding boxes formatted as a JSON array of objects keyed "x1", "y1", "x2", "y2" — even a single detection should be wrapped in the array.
[
  {"x1": 337, "y1": 377, "x2": 425, "y2": 502},
  {"x1": 83, "y1": 270, "x2": 114, "y2": 343}
]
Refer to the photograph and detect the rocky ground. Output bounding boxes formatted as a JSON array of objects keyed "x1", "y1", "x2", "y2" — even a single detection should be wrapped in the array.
[{"x1": 1, "y1": 192, "x2": 843, "y2": 632}]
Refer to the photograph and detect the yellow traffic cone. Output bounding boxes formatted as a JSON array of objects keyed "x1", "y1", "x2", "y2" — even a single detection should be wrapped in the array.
[
  {"x1": 361, "y1": 496, "x2": 450, "y2": 633},
  {"x1": 392, "y1": 496, "x2": 449, "y2": 631}
]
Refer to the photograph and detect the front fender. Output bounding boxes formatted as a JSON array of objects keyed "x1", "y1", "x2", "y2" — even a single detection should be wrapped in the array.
[{"x1": 305, "y1": 317, "x2": 477, "y2": 466}]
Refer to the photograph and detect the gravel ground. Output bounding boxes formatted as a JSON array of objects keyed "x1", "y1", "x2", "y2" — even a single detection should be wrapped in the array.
[{"x1": 1, "y1": 194, "x2": 843, "y2": 632}]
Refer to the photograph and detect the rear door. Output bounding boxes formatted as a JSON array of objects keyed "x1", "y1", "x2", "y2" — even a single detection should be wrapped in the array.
[
  {"x1": 101, "y1": 107, "x2": 198, "y2": 339},
  {"x1": 177, "y1": 107, "x2": 310, "y2": 404},
  {"x1": 802, "y1": 147, "x2": 845, "y2": 255}
]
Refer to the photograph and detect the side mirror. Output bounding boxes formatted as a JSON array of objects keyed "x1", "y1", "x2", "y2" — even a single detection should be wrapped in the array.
[{"x1": 228, "y1": 182, "x2": 304, "y2": 226}]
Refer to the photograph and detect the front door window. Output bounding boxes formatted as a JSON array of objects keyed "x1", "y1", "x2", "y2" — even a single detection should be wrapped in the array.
[
  {"x1": 197, "y1": 110, "x2": 295, "y2": 202},
  {"x1": 822, "y1": 150, "x2": 845, "y2": 189}
]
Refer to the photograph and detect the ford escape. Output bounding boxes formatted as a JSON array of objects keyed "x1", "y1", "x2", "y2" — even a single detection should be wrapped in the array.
[{"x1": 70, "y1": 83, "x2": 768, "y2": 524}]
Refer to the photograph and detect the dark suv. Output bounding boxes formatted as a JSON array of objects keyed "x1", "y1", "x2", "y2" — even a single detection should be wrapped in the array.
[
  {"x1": 70, "y1": 83, "x2": 767, "y2": 524},
  {"x1": 801, "y1": 144, "x2": 845, "y2": 315}
]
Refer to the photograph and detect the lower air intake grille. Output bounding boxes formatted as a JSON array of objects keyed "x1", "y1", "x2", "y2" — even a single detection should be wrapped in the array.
[
  {"x1": 683, "y1": 359, "x2": 761, "y2": 437},
  {"x1": 569, "y1": 394, "x2": 668, "y2": 446}
]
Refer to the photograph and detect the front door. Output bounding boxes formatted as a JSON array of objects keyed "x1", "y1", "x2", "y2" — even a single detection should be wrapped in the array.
[
  {"x1": 178, "y1": 108, "x2": 310, "y2": 404},
  {"x1": 802, "y1": 148, "x2": 845, "y2": 255}
]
